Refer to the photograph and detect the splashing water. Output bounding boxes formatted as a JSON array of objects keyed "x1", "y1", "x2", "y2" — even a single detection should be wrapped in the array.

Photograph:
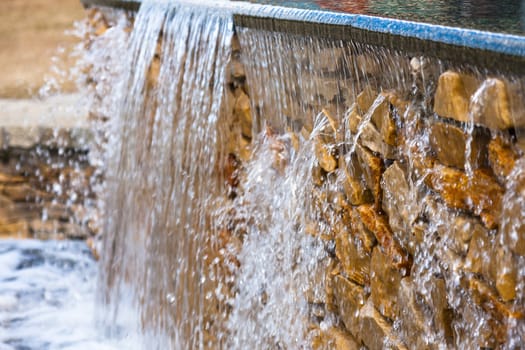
[
  {"x1": 80, "y1": 1, "x2": 525, "y2": 349},
  {"x1": 0, "y1": 240, "x2": 138, "y2": 350},
  {"x1": 224, "y1": 120, "x2": 332, "y2": 349},
  {"x1": 97, "y1": 1, "x2": 233, "y2": 348}
]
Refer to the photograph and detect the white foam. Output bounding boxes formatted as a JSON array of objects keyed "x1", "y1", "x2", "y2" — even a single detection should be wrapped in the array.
[{"x1": 0, "y1": 240, "x2": 136, "y2": 350}]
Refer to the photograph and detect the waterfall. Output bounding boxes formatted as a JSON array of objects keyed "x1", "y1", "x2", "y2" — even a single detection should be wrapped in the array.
[
  {"x1": 86, "y1": 1, "x2": 525, "y2": 348},
  {"x1": 97, "y1": 1, "x2": 233, "y2": 347}
]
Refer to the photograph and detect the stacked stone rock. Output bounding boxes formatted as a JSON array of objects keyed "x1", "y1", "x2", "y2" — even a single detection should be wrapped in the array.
[
  {"x1": 305, "y1": 65, "x2": 525, "y2": 349},
  {"x1": 0, "y1": 126, "x2": 97, "y2": 240},
  {"x1": 85, "y1": 8, "x2": 525, "y2": 349},
  {"x1": 225, "y1": 43, "x2": 525, "y2": 347}
]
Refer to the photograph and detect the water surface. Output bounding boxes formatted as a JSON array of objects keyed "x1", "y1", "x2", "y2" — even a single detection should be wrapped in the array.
[
  {"x1": 237, "y1": 0, "x2": 525, "y2": 35},
  {"x1": 0, "y1": 240, "x2": 134, "y2": 350}
]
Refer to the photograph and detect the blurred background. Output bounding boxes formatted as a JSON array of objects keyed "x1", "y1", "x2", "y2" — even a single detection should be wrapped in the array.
[{"x1": 0, "y1": 0, "x2": 85, "y2": 99}]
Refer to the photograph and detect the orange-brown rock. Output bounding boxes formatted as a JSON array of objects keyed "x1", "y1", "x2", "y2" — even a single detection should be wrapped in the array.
[
  {"x1": 335, "y1": 227, "x2": 371, "y2": 286},
  {"x1": 494, "y1": 248, "x2": 518, "y2": 302},
  {"x1": 464, "y1": 223, "x2": 495, "y2": 278},
  {"x1": 356, "y1": 86, "x2": 377, "y2": 114},
  {"x1": 358, "y1": 300, "x2": 408, "y2": 350},
  {"x1": 445, "y1": 214, "x2": 484, "y2": 256},
  {"x1": 355, "y1": 144, "x2": 382, "y2": 209},
  {"x1": 421, "y1": 193, "x2": 484, "y2": 257},
  {"x1": 395, "y1": 277, "x2": 453, "y2": 349},
  {"x1": 234, "y1": 90, "x2": 253, "y2": 139},
  {"x1": 0, "y1": 184, "x2": 52, "y2": 202},
  {"x1": 229, "y1": 59, "x2": 245, "y2": 80},
  {"x1": 0, "y1": 173, "x2": 25, "y2": 184},
  {"x1": 314, "y1": 137, "x2": 337, "y2": 172},
  {"x1": 347, "y1": 104, "x2": 361, "y2": 134},
  {"x1": 0, "y1": 202, "x2": 40, "y2": 225},
  {"x1": 370, "y1": 94, "x2": 397, "y2": 146},
  {"x1": 500, "y1": 159, "x2": 525, "y2": 256},
  {"x1": 342, "y1": 208, "x2": 376, "y2": 253},
  {"x1": 428, "y1": 121, "x2": 488, "y2": 170},
  {"x1": 338, "y1": 153, "x2": 372, "y2": 206},
  {"x1": 409, "y1": 221, "x2": 427, "y2": 255},
  {"x1": 383, "y1": 90, "x2": 409, "y2": 119},
  {"x1": 457, "y1": 300, "x2": 503, "y2": 349},
  {"x1": 305, "y1": 258, "x2": 331, "y2": 304},
  {"x1": 358, "y1": 122, "x2": 396, "y2": 159},
  {"x1": 321, "y1": 108, "x2": 339, "y2": 137},
  {"x1": 425, "y1": 164, "x2": 503, "y2": 229},
  {"x1": 224, "y1": 153, "x2": 240, "y2": 189},
  {"x1": 146, "y1": 47, "x2": 161, "y2": 90},
  {"x1": 468, "y1": 276, "x2": 523, "y2": 324},
  {"x1": 488, "y1": 136, "x2": 518, "y2": 183},
  {"x1": 394, "y1": 278, "x2": 430, "y2": 349},
  {"x1": 325, "y1": 263, "x2": 340, "y2": 313},
  {"x1": 87, "y1": 8, "x2": 109, "y2": 37},
  {"x1": 29, "y1": 219, "x2": 61, "y2": 237},
  {"x1": 381, "y1": 161, "x2": 414, "y2": 252},
  {"x1": 86, "y1": 236, "x2": 100, "y2": 260},
  {"x1": 370, "y1": 248, "x2": 402, "y2": 319},
  {"x1": 332, "y1": 274, "x2": 366, "y2": 337},
  {"x1": 0, "y1": 221, "x2": 29, "y2": 238},
  {"x1": 329, "y1": 191, "x2": 349, "y2": 214},
  {"x1": 312, "y1": 163, "x2": 325, "y2": 187},
  {"x1": 61, "y1": 222, "x2": 90, "y2": 239},
  {"x1": 356, "y1": 205, "x2": 412, "y2": 271},
  {"x1": 312, "y1": 326, "x2": 361, "y2": 350},
  {"x1": 427, "y1": 278, "x2": 454, "y2": 344},
  {"x1": 237, "y1": 134, "x2": 252, "y2": 162}
]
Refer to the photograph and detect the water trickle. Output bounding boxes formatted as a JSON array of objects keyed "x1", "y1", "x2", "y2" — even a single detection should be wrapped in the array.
[
  {"x1": 97, "y1": 1, "x2": 233, "y2": 348},
  {"x1": 224, "y1": 119, "x2": 332, "y2": 349},
  {"x1": 84, "y1": 1, "x2": 525, "y2": 349}
]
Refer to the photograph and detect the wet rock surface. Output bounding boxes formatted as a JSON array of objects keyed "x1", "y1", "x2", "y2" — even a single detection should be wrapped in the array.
[
  {"x1": 219, "y1": 51, "x2": 525, "y2": 348},
  {"x1": 78, "y1": 7, "x2": 525, "y2": 350}
]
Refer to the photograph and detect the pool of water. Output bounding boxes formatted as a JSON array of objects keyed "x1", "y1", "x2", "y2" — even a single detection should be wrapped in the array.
[
  {"x1": 237, "y1": 0, "x2": 525, "y2": 35},
  {"x1": 0, "y1": 240, "x2": 134, "y2": 350}
]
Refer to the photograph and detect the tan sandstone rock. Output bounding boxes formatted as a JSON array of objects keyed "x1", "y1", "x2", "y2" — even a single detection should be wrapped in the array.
[
  {"x1": 359, "y1": 300, "x2": 408, "y2": 350},
  {"x1": 314, "y1": 137, "x2": 337, "y2": 173},
  {"x1": 434, "y1": 71, "x2": 478, "y2": 123},
  {"x1": 335, "y1": 227, "x2": 371, "y2": 286},
  {"x1": 312, "y1": 326, "x2": 361, "y2": 350},
  {"x1": 332, "y1": 274, "x2": 366, "y2": 337},
  {"x1": 370, "y1": 94, "x2": 397, "y2": 146},
  {"x1": 381, "y1": 161, "x2": 414, "y2": 253},
  {"x1": 470, "y1": 78, "x2": 524, "y2": 130},
  {"x1": 428, "y1": 121, "x2": 488, "y2": 170}
]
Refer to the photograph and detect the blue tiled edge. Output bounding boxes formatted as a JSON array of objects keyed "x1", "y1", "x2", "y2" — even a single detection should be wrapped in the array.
[{"x1": 80, "y1": 0, "x2": 525, "y2": 65}]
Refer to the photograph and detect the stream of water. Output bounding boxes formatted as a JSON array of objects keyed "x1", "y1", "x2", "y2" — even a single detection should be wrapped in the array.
[
  {"x1": 4, "y1": 0, "x2": 525, "y2": 348},
  {"x1": 0, "y1": 240, "x2": 135, "y2": 350}
]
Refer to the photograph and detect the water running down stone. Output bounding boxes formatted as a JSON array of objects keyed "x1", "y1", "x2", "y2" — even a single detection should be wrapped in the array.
[{"x1": 80, "y1": 1, "x2": 525, "y2": 348}]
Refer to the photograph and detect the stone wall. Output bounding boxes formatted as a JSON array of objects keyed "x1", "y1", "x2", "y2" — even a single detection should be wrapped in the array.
[
  {"x1": 0, "y1": 98, "x2": 98, "y2": 241},
  {"x1": 304, "y1": 72, "x2": 525, "y2": 349},
  {"x1": 227, "y1": 45, "x2": 525, "y2": 348},
  {"x1": 86, "y1": 7, "x2": 525, "y2": 349}
]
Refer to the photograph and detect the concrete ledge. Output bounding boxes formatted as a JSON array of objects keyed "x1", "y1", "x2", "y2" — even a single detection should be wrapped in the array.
[{"x1": 0, "y1": 94, "x2": 92, "y2": 149}]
